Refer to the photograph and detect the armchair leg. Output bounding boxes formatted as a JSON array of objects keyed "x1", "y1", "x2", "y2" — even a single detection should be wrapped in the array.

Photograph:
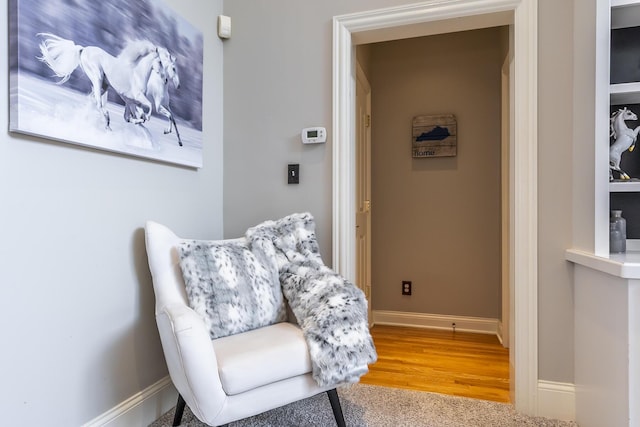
[
  {"x1": 327, "y1": 389, "x2": 346, "y2": 427},
  {"x1": 172, "y1": 394, "x2": 186, "y2": 426}
]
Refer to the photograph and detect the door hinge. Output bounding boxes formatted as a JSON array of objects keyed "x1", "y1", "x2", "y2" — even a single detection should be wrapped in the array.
[{"x1": 365, "y1": 114, "x2": 371, "y2": 128}]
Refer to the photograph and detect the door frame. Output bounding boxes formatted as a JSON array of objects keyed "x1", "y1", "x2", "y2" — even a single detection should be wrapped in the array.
[
  {"x1": 501, "y1": 45, "x2": 512, "y2": 350},
  {"x1": 331, "y1": 0, "x2": 538, "y2": 415},
  {"x1": 355, "y1": 61, "x2": 372, "y2": 323}
]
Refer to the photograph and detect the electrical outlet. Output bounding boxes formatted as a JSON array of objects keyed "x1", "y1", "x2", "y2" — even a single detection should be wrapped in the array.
[{"x1": 402, "y1": 281, "x2": 412, "y2": 295}]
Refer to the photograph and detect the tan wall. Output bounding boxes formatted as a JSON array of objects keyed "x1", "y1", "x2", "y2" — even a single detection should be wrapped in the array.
[{"x1": 367, "y1": 28, "x2": 505, "y2": 318}]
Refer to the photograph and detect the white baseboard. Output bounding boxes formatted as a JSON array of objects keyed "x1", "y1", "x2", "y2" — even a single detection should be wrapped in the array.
[
  {"x1": 80, "y1": 370, "x2": 575, "y2": 425},
  {"x1": 82, "y1": 376, "x2": 177, "y2": 427},
  {"x1": 537, "y1": 380, "x2": 575, "y2": 422},
  {"x1": 372, "y1": 310, "x2": 499, "y2": 335},
  {"x1": 496, "y1": 320, "x2": 504, "y2": 345}
]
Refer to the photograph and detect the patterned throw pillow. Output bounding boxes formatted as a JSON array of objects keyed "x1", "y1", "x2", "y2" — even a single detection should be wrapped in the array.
[{"x1": 177, "y1": 239, "x2": 287, "y2": 339}]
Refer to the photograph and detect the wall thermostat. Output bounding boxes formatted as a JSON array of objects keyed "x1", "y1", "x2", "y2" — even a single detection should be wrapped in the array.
[{"x1": 301, "y1": 127, "x2": 326, "y2": 144}]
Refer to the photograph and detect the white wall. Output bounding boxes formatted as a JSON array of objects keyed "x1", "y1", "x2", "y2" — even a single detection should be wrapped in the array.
[{"x1": 0, "y1": 0, "x2": 223, "y2": 425}]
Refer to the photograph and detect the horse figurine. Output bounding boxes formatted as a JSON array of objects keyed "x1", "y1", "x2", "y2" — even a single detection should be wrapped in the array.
[
  {"x1": 37, "y1": 33, "x2": 161, "y2": 130},
  {"x1": 610, "y1": 107, "x2": 640, "y2": 180}
]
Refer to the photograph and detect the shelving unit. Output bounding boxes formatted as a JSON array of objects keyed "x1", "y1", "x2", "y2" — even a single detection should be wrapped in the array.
[
  {"x1": 610, "y1": 1, "x2": 640, "y2": 250},
  {"x1": 566, "y1": 3, "x2": 640, "y2": 426}
]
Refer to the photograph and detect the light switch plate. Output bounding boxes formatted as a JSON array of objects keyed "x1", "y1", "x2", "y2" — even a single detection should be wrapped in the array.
[{"x1": 288, "y1": 164, "x2": 300, "y2": 184}]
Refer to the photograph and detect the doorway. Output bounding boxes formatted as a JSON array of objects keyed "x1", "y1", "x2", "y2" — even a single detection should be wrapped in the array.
[
  {"x1": 356, "y1": 26, "x2": 507, "y2": 335},
  {"x1": 355, "y1": 25, "x2": 508, "y2": 401},
  {"x1": 332, "y1": 0, "x2": 538, "y2": 415}
]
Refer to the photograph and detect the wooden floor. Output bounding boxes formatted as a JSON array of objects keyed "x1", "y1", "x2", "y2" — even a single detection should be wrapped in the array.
[{"x1": 360, "y1": 325, "x2": 510, "y2": 403}]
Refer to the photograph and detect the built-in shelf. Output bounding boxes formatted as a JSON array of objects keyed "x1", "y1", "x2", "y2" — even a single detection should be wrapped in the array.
[
  {"x1": 566, "y1": 4, "x2": 640, "y2": 424},
  {"x1": 610, "y1": 1, "x2": 640, "y2": 251},
  {"x1": 566, "y1": 248, "x2": 640, "y2": 278},
  {"x1": 609, "y1": 180, "x2": 640, "y2": 191},
  {"x1": 626, "y1": 238, "x2": 640, "y2": 250},
  {"x1": 612, "y1": 0, "x2": 640, "y2": 29},
  {"x1": 610, "y1": 82, "x2": 640, "y2": 104},
  {"x1": 612, "y1": 0, "x2": 640, "y2": 7}
]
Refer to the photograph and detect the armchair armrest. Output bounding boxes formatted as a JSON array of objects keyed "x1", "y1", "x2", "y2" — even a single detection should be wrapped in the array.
[{"x1": 156, "y1": 303, "x2": 227, "y2": 424}]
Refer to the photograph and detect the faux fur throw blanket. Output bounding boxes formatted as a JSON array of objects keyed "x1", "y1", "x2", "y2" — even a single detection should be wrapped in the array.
[{"x1": 246, "y1": 212, "x2": 377, "y2": 387}]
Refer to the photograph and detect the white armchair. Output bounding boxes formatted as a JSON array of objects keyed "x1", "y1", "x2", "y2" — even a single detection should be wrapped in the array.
[{"x1": 144, "y1": 221, "x2": 346, "y2": 427}]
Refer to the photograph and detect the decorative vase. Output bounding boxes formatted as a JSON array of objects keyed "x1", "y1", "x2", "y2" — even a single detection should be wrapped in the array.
[{"x1": 610, "y1": 210, "x2": 627, "y2": 253}]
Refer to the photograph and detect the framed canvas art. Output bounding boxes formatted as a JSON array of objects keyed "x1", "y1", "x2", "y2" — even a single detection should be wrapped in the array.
[
  {"x1": 412, "y1": 114, "x2": 457, "y2": 158},
  {"x1": 9, "y1": 0, "x2": 204, "y2": 168}
]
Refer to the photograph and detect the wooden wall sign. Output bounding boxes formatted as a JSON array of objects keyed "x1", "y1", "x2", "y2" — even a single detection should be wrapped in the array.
[{"x1": 412, "y1": 114, "x2": 457, "y2": 158}]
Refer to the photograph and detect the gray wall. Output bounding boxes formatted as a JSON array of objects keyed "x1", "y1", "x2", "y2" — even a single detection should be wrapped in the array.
[
  {"x1": 538, "y1": 0, "x2": 575, "y2": 382},
  {"x1": 0, "y1": 1, "x2": 582, "y2": 423},
  {"x1": 367, "y1": 28, "x2": 505, "y2": 318},
  {"x1": 222, "y1": 0, "x2": 419, "y2": 257},
  {"x1": 224, "y1": 0, "x2": 576, "y2": 384},
  {"x1": 0, "y1": 0, "x2": 223, "y2": 425}
]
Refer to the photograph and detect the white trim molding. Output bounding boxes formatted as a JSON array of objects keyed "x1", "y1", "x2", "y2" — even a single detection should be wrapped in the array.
[
  {"x1": 82, "y1": 376, "x2": 176, "y2": 427},
  {"x1": 79, "y1": 367, "x2": 574, "y2": 426},
  {"x1": 373, "y1": 310, "x2": 499, "y2": 335},
  {"x1": 333, "y1": 0, "x2": 538, "y2": 416},
  {"x1": 497, "y1": 320, "x2": 505, "y2": 345},
  {"x1": 537, "y1": 380, "x2": 576, "y2": 422},
  {"x1": 511, "y1": 0, "x2": 539, "y2": 415}
]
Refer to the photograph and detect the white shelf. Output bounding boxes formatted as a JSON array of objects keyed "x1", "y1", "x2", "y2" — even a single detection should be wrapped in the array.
[
  {"x1": 626, "y1": 238, "x2": 640, "y2": 250},
  {"x1": 609, "y1": 181, "x2": 640, "y2": 191},
  {"x1": 612, "y1": 0, "x2": 640, "y2": 7},
  {"x1": 611, "y1": 82, "x2": 640, "y2": 104},
  {"x1": 612, "y1": 1, "x2": 640, "y2": 29},
  {"x1": 566, "y1": 248, "x2": 640, "y2": 278}
]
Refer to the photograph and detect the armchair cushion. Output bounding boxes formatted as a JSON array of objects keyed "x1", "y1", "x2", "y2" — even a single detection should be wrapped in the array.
[
  {"x1": 178, "y1": 239, "x2": 287, "y2": 339},
  {"x1": 212, "y1": 322, "x2": 313, "y2": 395}
]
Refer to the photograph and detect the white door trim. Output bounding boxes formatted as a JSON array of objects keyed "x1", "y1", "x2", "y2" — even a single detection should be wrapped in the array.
[
  {"x1": 332, "y1": 0, "x2": 538, "y2": 415},
  {"x1": 355, "y1": 61, "x2": 372, "y2": 322}
]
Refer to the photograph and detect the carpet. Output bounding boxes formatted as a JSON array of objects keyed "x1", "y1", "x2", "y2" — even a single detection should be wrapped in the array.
[{"x1": 149, "y1": 384, "x2": 578, "y2": 427}]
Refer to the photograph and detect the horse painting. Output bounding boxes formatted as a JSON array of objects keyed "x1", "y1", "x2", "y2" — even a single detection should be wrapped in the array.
[
  {"x1": 610, "y1": 107, "x2": 640, "y2": 180},
  {"x1": 9, "y1": 0, "x2": 203, "y2": 167},
  {"x1": 37, "y1": 33, "x2": 162, "y2": 130}
]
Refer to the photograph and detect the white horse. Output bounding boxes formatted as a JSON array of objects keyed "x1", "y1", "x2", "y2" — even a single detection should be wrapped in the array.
[
  {"x1": 151, "y1": 47, "x2": 182, "y2": 146},
  {"x1": 610, "y1": 107, "x2": 640, "y2": 180},
  {"x1": 124, "y1": 47, "x2": 183, "y2": 146},
  {"x1": 37, "y1": 33, "x2": 161, "y2": 130}
]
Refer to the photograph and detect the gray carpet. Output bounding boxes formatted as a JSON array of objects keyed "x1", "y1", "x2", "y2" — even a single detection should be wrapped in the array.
[{"x1": 149, "y1": 384, "x2": 578, "y2": 427}]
